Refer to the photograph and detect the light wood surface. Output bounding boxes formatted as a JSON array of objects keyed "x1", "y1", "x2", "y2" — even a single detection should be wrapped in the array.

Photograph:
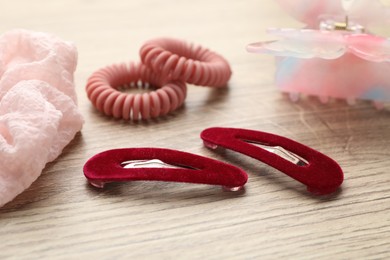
[{"x1": 1, "y1": 1, "x2": 389, "y2": 259}]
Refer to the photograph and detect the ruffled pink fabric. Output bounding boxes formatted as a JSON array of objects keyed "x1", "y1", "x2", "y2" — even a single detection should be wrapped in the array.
[{"x1": 0, "y1": 29, "x2": 84, "y2": 207}]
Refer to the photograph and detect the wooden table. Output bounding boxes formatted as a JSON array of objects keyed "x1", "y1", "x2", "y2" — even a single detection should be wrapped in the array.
[{"x1": 1, "y1": 1, "x2": 389, "y2": 259}]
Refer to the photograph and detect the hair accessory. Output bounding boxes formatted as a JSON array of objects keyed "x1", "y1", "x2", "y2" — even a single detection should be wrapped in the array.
[
  {"x1": 83, "y1": 148, "x2": 248, "y2": 191},
  {"x1": 201, "y1": 127, "x2": 343, "y2": 195},
  {"x1": 87, "y1": 38, "x2": 232, "y2": 120},
  {"x1": 86, "y1": 62, "x2": 187, "y2": 120},
  {"x1": 140, "y1": 38, "x2": 232, "y2": 87},
  {"x1": 0, "y1": 29, "x2": 84, "y2": 207},
  {"x1": 247, "y1": 0, "x2": 390, "y2": 108}
]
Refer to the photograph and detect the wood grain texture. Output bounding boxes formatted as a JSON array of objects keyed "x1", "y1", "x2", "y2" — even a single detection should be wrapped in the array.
[{"x1": 1, "y1": 0, "x2": 389, "y2": 259}]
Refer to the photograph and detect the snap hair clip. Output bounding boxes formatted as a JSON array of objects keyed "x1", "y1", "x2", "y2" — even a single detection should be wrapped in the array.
[
  {"x1": 83, "y1": 148, "x2": 248, "y2": 191},
  {"x1": 247, "y1": 0, "x2": 390, "y2": 109},
  {"x1": 86, "y1": 62, "x2": 187, "y2": 121},
  {"x1": 201, "y1": 127, "x2": 344, "y2": 195},
  {"x1": 140, "y1": 37, "x2": 232, "y2": 87}
]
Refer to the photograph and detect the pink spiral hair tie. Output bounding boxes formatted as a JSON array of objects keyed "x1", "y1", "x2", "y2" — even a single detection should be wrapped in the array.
[
  {"x1": 86, "y1": 62, "x2": 187, "y2": 121},
  {"x1": 140, "y1": 38, "x2": 232, "y2": 87}
]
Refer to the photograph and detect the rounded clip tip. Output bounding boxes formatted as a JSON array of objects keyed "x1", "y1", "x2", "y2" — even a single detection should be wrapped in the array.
[
  {"x1": 204, "y1": 141, "x2": 218, "y2": 150},
  {"x1": 89, "y1": 180, "x2": 106, "y2": 188},
  {"x1": 289, "y1": 92, "x2": 300, "y2": 102},
  {"x1": 222, "y1": 186, "x2": 244, "y2": 192},
  {"x1": 373, "y1": 101, "x2": 384, "y2": 110}
]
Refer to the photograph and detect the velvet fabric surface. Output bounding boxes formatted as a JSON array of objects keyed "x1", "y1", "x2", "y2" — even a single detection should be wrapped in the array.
[
  {"x1": 201, "y1": 127, "x2": 344, "y2": 195},
  {"x1": 84, "y1": 148, "x2": 248, "y2": 189}
]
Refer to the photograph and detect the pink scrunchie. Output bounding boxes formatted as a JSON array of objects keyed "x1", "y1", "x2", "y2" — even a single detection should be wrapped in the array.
[{"x1": 0, "y1": 29, "x2": 84, "y2": 207}]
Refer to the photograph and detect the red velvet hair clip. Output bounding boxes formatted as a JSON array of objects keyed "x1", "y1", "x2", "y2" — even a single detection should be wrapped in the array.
[
  {"x1": 83, "y1": 148, "x2": 248, "y2": 191},
  {"x1": 201, "y1": 127, "x2": 344, "y2": 195}
]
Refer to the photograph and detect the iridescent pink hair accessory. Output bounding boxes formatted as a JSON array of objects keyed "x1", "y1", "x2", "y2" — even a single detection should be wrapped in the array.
[
  {"x1": 0, "y1": 29, "x2": 84, "y2": 207},
  {"x1": 247, "y1": 0, "x2": 390, "y2": 108}
]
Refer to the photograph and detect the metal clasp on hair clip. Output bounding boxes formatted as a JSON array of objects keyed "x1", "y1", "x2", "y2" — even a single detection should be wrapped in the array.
[
  {"x1": 121, "y1": 159, "x2": 184, "y2": 169},
  {"x1": 83, "y1": 148, "x2": 248, "y2": 191},
  {"x1": 320, "y1": 16, "x2": 365, "y2": 33},
  {"x1": 201, "y1": 127, "x2": 344, "y2": 195},
  {"x1": 320, "y1": 2, "x2": 364, "y2": 33},
  {"x1": 247, "y1": 0, "x2": 390, "y2": 109},
  {"x1": 245, "y1": 141, "x2": 309, "y2": 166}
]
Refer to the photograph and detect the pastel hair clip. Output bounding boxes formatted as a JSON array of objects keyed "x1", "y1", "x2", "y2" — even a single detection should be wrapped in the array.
[
  {"x1": 86, "y1": 38, "x2": 232, "y2": 121},
  {"x1": 247, "y1": 0, "x2": 390, "y2": 108},
  {"x1": 83, "y1": 148, "x2": 248, "y2": 191},
  {"x1": 201, "y1": 127, "x2": 344, "y2": 195}
]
